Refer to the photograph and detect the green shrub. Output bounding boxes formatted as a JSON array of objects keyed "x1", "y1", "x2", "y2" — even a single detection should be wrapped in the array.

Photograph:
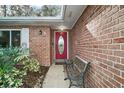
[
  {"x1": 0, "y1": 68, "x2": 25, "y2": 88},
  {"x1": 0, "y1": 47, "x2": 40, "y2": 88},
  {"x1": 14, "y1": 49, "x2": 40, "y2": 72}
]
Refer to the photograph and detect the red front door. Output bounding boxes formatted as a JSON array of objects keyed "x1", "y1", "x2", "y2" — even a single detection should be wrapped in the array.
[{"x1": 55, "y1": 32, "x2": 68, "y2": 59}]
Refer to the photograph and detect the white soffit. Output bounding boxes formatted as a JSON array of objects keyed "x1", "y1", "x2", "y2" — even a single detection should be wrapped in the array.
[
  {"x1": 0, "y1": 5, "x2": 87, "y2": 29},
  {"x1": 63, "y1": 5, "x2": 87, "y2": 29}
]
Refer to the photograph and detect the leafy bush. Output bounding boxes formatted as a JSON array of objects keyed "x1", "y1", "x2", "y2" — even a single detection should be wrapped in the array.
[
  {"x1": 0, "y1": 68, "x2": 25, "y2": 88},
  {"x1": 0, "y1": 48, "x2": 23, "y2": 87},
  {"x1": 15, "y1": 53, "x2": 40, "y2": 72},
  {"x1": 0, "y1": 47, "x2": 40, "y2": 88}
]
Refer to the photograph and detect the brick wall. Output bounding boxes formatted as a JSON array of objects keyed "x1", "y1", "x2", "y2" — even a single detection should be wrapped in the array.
[
  {"x1": 71, "y1": 5, "x2": 124, "y2": 88},
  {"x1": 0, "y1": 26, "x2": 51, "y2": 66},
  {"x1": 29, "y1": 26, "x2": 51, "y2": 66}
]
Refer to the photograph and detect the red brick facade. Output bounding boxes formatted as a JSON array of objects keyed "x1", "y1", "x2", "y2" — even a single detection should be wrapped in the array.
[
  {"x1": 71, "y1": 5, "x2": 124, "y2": 87},
  {"x1": 29, "y1": 26, "x2": 51, "y2": 66}
]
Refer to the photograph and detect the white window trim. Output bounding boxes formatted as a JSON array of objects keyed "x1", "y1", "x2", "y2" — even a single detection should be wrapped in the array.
[
  {"x1": 0, "y1": 29, "x2": 21, "y2": 47},
  {"x1": 21, "y1": 28, "x2": 29, "y2": 48}
]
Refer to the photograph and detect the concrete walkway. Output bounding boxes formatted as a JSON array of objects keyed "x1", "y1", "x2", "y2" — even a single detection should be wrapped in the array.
[{"x1": 42, "y1": 64, "x2": 69, "y2": 88}]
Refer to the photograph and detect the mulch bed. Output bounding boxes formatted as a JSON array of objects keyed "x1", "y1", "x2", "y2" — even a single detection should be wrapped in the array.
[{"x1": 21, "y1": 66, "x2": 49, "y2": 88}]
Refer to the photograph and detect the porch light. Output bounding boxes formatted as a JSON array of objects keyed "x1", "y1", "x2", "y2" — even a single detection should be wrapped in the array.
[
  {"x1": 60, "y1": 27, "x2": 64, "y2": 31},
  {"x1": 59, "y1": 25, "x2": 65, "y2": 31}
]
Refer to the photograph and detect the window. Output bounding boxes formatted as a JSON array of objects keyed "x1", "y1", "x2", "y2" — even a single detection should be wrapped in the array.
[
  {"x1": 0, "y1": 30, "x2": 21, "y2": 48},
  {"x1": 0, "y1": 5, "x2": 64, "y2": 19},
  {"x1": 0, "y1": 31, "x2": 10, "y2": 48},
  {"x1": 11, "y1": 31, "x2": 21, "y2": 47}
]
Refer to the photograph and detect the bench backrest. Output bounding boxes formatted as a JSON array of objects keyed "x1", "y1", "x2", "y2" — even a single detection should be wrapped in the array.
[{"x1": 73, "y1": 55, "x2": 90, "y2": 76}]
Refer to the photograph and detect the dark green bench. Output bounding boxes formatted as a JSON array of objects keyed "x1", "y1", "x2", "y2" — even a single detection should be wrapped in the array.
[{"x1": 64, "y1": 55, "x2": 90, "y2": 88}]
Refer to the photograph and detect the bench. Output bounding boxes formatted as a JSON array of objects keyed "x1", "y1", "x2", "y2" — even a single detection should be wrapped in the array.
[{"x1": 64, "y1": 55, "x2": 90, "y2": 88}]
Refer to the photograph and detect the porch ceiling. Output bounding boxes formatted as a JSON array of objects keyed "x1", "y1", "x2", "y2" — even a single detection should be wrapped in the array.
[{"x1": 0, "y1": 5, "x2": 87, "y2": 29}]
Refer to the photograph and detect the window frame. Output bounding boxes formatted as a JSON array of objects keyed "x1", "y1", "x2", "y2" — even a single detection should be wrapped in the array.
[
  {"x1": 0, "y1": 29, "x2": 21, "y2": 48},
  {"x1": 0, "y1": 5, "x2": 65, "y2": 20}
]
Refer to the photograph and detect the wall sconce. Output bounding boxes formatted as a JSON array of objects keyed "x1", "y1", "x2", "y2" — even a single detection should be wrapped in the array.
[{"x1": 39, "y1": 30, "x2": 42, "y2": 35}]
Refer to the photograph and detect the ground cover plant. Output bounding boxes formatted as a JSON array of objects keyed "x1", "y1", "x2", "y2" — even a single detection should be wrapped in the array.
[{"x1": 0, "y1": 47, "x2": 42, "y2": 88}]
